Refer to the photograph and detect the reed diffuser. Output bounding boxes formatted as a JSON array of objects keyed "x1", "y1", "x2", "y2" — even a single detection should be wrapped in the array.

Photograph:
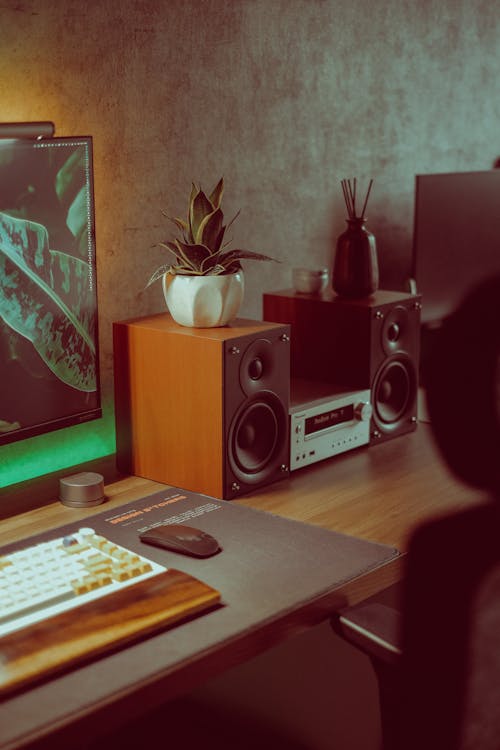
[{"x1": 332, "y1": 178, "x2": 379, "y2": 298}]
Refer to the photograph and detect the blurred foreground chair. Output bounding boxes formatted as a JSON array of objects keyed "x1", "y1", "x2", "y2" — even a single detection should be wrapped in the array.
[{"x1": 332, "y1": 276, "x2": 500, "y2": 750}]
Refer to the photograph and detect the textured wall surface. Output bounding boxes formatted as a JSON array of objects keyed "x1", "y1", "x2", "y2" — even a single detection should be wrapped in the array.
[
  {"x1": 0, "y1": 2, "x2": 498, "y2": 743},
  {"x1": 1, "y1": 0, "x2": 498, "y2": 398}
]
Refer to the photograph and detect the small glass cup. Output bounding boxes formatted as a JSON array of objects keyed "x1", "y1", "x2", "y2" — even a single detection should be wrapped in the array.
[{"x1": 292, "y1": 267, "x2": 329, "y2": 295}]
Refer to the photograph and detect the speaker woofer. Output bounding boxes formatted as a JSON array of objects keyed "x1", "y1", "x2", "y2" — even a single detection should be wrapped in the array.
[
  {"x1": 229, "y1": 393, "x2": 287, "y2": 483},
  {"x1": 373, "y1": 356, "x2": 416, "y2": 430}
]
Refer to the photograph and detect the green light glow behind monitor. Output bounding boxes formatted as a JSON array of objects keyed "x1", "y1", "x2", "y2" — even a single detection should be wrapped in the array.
[
  {"x1": 0, "y1": 130, "x2": 106, "y2": 487},
  {"x1": 0, "y1": 400, "x2": 115, "y2": 487}
]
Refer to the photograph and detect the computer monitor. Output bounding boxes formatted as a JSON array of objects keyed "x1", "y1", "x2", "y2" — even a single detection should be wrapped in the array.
[
  {"x1": 0, "y1": 135, "x2": 101, "y2": 447},
  {"x1": 412, "y1": 170, "x2": 500, "y2": 326}
]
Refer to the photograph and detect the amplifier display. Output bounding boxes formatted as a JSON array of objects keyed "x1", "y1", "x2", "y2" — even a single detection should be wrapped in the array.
[{"x1": 289, "y1": 380, "x2": 372, "y2": 471}]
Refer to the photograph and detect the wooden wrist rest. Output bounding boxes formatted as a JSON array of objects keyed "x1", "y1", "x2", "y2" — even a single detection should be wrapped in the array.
[{"x1": 0, "y1": 569, "x2": 220, "y2": 697}]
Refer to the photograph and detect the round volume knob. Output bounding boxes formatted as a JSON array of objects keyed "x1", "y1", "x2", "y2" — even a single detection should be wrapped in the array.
[
  {"x1": 354, "y1": 402, "x2": 372, "y2": 422},
  {"x1": 59, "y1": 472, "x2": 105, "y2": 507}
]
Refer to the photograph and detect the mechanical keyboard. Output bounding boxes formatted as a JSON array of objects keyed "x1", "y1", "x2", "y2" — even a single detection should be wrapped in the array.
[
  {"x1": 0, "y1": 527, "x2": 165, "y2": 637},
  {"x1": 0, "y1": 527, "x2": 220, "y2": 697}
]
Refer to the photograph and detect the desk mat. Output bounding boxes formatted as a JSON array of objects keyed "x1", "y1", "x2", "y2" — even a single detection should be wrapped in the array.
[
  {"x1": 0, "y1": 487, "x2": 399, "y2": 733},
  {"x1": 0, "y1": 492, "x2": 225, "y2": 698}
]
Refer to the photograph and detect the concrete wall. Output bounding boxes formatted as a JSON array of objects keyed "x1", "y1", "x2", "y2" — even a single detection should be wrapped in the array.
[
  {"x1": 1, "y1": 3, "x2": 498, "y2": 744},
  {"x1": 1, "y1": 0, "x2": 498, "y2": 399}
]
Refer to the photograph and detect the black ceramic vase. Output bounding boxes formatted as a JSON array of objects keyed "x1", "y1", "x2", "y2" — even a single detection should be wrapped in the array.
[{"x1": 332, "y1": 217, "x2": 379, "y2": 298}]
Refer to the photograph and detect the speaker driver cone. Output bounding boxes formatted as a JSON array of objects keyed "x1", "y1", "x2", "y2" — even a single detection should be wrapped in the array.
[
  {"x1": 234, "y1": 402, "x2": 278, "y2": 472},
  {"x1": 374, "y1": 358, "x2": 414, "y2": 426},
  {"x1": 229, "y1": 393, "x2": 287, "y2": 483}
]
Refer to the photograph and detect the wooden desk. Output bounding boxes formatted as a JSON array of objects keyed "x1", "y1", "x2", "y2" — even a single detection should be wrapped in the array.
[
  {"x1": 242, "y1": 421, "x2": 483, "y2": 551},
  {"x1": 0, "y1": 424, "x2": 483, "y2": 749}
]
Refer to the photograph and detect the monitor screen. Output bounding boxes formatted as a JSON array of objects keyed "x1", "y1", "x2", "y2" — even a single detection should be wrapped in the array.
[
  {"x1": 0, "y1": 135, "x2": 101, "y2": 447},
  {"x1": 412, "y1": 170, "x2": 500, "y2": 325}
]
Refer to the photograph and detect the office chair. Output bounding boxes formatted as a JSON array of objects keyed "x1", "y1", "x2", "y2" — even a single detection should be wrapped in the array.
[{"x1": 332, "y1": 276, "x2": 500, "y2": 750}]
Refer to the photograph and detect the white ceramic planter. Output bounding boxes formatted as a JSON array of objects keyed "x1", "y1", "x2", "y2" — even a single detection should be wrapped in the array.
[{"x1": 162, "y1": 271, "x2": 245, "y2": 328}]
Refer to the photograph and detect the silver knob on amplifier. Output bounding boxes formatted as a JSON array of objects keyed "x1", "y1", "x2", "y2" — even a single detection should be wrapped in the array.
[{"x1": 354, "y1": 402, "x2": 372, "y2": 422}]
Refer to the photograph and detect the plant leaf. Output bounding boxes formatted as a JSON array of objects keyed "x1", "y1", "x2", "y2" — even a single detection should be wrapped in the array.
[
  {"x1": 0, "y1": 211, "x2": 97, "y2": 392},
  {"x1": 171, "y1": 266, "x2": 203, "y2": 276},
  {"x1": 157, "y1": 240, "x2": 181, "y2": 258},
  {"x1": 189, "y1": 188, "x2": 213, "y2": 243},
  {"x1": 208, "y1": 177, "x2": 224, "y2": 209},
  {"x1": 218, "y1": 248, "x2": 278, "y2": 266},
  {"x1": 199, "y1": 250, "x2": 222, "y2": 273},
  {"x1": 146, "y1": 263, "x2": 173, "y2": 287},
  {"x1": 189, "y1": 183, "x2": 198, "y2": 206},
  {"x1": 225, "y1": 209, "x2": 241, "y2": 234},
  {"x1": 195, "y1": 207, "x2": 224, "y2": 249},
  {"x1": 175, "y1": 240, "x2": 213, "y2": 270},
  {"x1": 169, "y1": 216, "x2": 188, "y2": 235},
  {"x1": 202, "y1": 263, "x2": 227, "y2": 275},
  {"x1": 223, "y1": 260, "x2": 242, "y2": 273},
  {"x1": 214, "y1": 225, "x2": 226, "y2": 252}
]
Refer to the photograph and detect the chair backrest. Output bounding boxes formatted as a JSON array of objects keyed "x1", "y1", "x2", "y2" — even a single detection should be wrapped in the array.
[
  {"x1": 424, "y1": 274, "x2": 500, "y2": 492},
  {"x1": 461, "y1": 559, "x2": 500, "y2": 750},
  {"x1": 399, "y1": 501, "x2": 500, "y2": 750},
  {"x1": 399, "y1": 274, "x2": 500, "y2": 749}
]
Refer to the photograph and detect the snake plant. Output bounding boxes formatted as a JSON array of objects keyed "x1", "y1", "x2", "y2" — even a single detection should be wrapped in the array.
[{"x1": 147, "y1": 177, "x2": 276, "y2": 286}]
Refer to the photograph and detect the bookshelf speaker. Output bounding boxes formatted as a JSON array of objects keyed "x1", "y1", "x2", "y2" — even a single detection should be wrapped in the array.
[
  {"x1": 113, "y1": 315, "x2": 290, "y2": 499},
  {"x1": 263, "y1": 289, "x2": 421, "y2": 444}
]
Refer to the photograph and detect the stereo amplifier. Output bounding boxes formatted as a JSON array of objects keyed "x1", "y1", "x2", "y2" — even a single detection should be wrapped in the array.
[{"x1": 289, "y1": 379, "x2": 372, "y2": 471}]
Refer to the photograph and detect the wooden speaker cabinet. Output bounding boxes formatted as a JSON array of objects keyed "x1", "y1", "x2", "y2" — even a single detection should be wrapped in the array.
[
  {"x1": 263, "y1": 289, "x2": 421, "y2": 444},
  {"x1": 113, "y1": 314, "x2": 290, "y2": 499}
]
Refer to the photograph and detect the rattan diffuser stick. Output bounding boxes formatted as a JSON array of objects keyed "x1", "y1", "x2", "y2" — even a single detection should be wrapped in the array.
[{"x1": 341, "y1": 178, "x2": 373, "y2": 220}]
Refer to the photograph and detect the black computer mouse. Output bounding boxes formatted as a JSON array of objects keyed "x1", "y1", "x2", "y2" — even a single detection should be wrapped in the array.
[{"x1": 139, "y1": 524, "x2": 221, "y2": 558}]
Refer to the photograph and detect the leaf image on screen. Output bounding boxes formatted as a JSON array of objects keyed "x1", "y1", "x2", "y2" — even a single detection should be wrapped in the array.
[{"x1": 0, "y1": 137, "x2": 101, "y2": 443}]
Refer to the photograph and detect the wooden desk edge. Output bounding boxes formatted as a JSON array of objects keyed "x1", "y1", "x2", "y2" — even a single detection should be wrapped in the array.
[{"x1": 0, "y1": 553, "x2": 403, "y2": 750}]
